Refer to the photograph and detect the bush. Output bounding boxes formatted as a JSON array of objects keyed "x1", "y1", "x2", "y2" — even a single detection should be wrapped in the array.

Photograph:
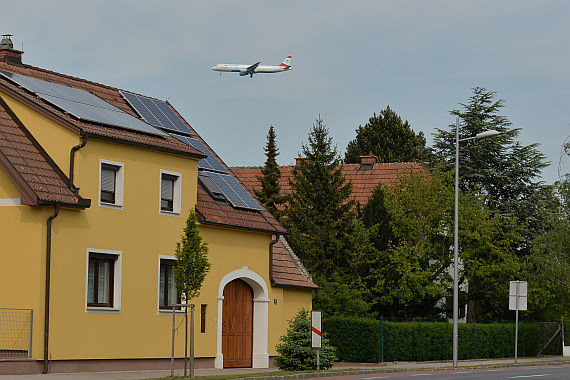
[
  {"x1": 325, "y1": 316, "x2": 559, "y2": 363},
  {"x1": 274, "y1": 308, "x2": 337, "y2": 370}
]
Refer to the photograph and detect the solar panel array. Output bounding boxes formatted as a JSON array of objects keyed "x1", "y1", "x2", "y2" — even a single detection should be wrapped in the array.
[
  {"x1": 199, "y1": 172, "x2": 263, "y2": 211},
  {"x1": 171, "y1": 134, "x2": 228, "y2": 173},
  {"x1": 0, "y1": 70, "x2": 166, "y2": 136},
  {"x1": 120, "y1": 91, "x2": 192, "y2": 135}
]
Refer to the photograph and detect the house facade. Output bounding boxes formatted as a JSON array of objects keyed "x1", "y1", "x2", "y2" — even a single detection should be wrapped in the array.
[{"x1": 0, "y1": 35, "x2": 316, "y2": 375}]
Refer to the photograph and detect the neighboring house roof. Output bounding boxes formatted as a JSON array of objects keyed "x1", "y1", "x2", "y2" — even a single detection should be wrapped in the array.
[
  {"x1": 231, "y1": 155, "x2": 423, "y2": 206},
  {"x1": 0, "y1": 97, "x2": 88, "y2": 207},
  {"x1": 271, "y1": 236, "x2": 318, "y2": 290},
  {"x1": 0, "y1": 57, "x2": 285, "y2": 234}
]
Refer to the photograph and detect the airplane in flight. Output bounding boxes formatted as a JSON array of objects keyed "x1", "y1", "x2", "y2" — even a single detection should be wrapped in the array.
[{"x1": 211, "y1": 56, "x2": 292, "y2": 77}]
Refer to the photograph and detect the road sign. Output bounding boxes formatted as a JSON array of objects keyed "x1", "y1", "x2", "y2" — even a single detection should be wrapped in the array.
[
  {"x1": 509, "y1": 281, "x2": 528, "y2": 311},
  {"x1": 311, "y1": 310, "x2": 322, "y2": 349}
]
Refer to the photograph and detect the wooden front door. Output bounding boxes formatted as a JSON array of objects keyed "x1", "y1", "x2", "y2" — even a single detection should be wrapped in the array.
[{"x1": 222, "y1": 279, "x2": 253, "y2": 368}]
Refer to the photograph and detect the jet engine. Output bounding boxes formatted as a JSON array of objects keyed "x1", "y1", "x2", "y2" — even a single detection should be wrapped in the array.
[{"x1": 239, "y1": 69, "x2": 248, "y2": 76}]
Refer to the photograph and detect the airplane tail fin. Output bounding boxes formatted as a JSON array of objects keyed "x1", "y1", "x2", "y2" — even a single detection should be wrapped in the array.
[{"x1": 279, "y1": 56, "x2": 292, "y2": 67}]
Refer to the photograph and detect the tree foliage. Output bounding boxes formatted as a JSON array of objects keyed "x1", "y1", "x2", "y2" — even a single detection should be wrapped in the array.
[
  {"x1": 526, "y1": 175, "x2": 570, "y2": 320},
  {"x1": 431, "y1": 87, "x2": 549, "y2": 255},
  {"x1": 274, "y1": 308, "x2": 337, "y2": 370},
  {"x1": 345, "y1": 106, "x2": 429, "y2": 164},
  {"x1": 254, "y1": 125, "x2": 285, "y2": 218},
  {"x1": 173, "y1": 210, "x2": 212, "y2": 301},
  {"x1": 283, "y1": 116, "x2": 356, "y2": 280}
]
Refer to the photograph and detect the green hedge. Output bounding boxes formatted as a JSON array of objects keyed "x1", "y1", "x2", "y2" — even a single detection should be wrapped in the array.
[{"x1": 325, "y1": 317, "x2": 562, "y2": 363}]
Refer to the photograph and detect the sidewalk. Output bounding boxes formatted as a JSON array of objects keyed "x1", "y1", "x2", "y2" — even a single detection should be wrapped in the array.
[{"x1": 2, "y1": 356, "x2": 570, "y2": 380}]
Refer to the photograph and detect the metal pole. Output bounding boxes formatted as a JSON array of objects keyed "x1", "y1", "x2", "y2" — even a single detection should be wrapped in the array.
[
  {"x1": 184, "y1": 301, "x2": 188, "y2": 377},
  {"x1": 190, "y1": 304, "x2": 195, "y2": 377},
  {"x1": 171, "y1": 306, "x2": 176, "y2": 377},
  {"x1": 515, "y1": 281, "x2": 519, "y2": 363},
  {"x1": 453, "y1": 117, "x2": 460, "y2": 367}
]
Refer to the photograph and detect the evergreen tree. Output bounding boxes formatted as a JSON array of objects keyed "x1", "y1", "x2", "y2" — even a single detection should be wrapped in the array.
[
  {"x1": 274, "y1": 308, "x2": 337, "y2": 370},
  {"x1": 254, "y1": 125, "x2": 285, "y2": 218},
  {"x1": 345, "y1": 105, "x2": 429, "y2": 164},
  {"x1": 283, "y1": 116, "x2": 356, "y2": 280},
  {"x1": 432, "y1": 87, "x2": 549, "y2": 254}
]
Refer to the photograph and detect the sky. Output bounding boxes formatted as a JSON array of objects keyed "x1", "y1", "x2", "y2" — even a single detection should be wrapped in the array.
[{"x1": 3, "y1": 0, "x2": 569, "y2": 184}]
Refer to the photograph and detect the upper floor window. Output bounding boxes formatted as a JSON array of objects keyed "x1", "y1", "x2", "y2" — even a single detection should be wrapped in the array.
[
  {"x1": 160, "y1": 170, "x2": 181, "y2": 215},
  {"x1": 99, "y1": 160, "x2": 124, "y2": 208}
]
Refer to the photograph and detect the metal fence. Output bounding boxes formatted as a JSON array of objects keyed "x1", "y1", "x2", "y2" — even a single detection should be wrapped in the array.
[{"x1": 0, "y1": 308, "x2": 33, "y2": 359}]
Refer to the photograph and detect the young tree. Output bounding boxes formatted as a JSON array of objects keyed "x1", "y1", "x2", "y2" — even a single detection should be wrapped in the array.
[
  {"x1": 254, "y1": 125, "x2": 285, "y2": 218},
  {"x1": 283, "y1": 116, "x2": 356, "y2": 280},
  {"x1": 345, "y1": 105, "x2": 429, "y2": 164},
  {"x1": 173, "y1": 209, "x2": 212, "y2": 302},
  {"x1": 431, "y1": 87, "x2": 549, "y2": 255},
  {"x1": 274, "y1": 308, "x2": 337, "y2": 370},
  {"x1": 173, "y1": 209, "x2": 212, "y2": 375}
]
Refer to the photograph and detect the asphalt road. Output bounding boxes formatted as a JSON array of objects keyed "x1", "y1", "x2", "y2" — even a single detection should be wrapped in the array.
[{"x1": 333, "y1": 364, "x2": 570, "y2": 380}]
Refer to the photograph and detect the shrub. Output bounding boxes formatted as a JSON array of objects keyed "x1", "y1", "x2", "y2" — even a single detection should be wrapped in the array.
[{"x1": 274, "y1": 308, "x2": 337, "y2": 370}]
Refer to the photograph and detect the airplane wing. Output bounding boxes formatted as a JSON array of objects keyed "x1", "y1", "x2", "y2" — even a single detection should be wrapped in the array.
[{"x1": 245, "y1": 62, "x2": 261, "y2": 75}]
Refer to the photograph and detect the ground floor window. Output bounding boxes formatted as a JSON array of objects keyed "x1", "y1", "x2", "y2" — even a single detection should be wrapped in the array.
[
  {"x1": 159, "y1": 259, "x2": 180, "y2": 309},
  {"x1": 87, "y1": 253, "x2": 117, "y2": 307}
]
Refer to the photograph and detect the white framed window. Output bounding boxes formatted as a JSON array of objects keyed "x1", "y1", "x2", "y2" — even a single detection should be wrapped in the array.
[
  {"x1": 159, "y1": 169, "x2": 181, "y2": 215},
  {"x1": 85, "y1": 249, "x2": 122, "y2": 312},
  {"x1": 158, "y1": 255, "x2": 182, "y2": 312},
  {"x1": 99, "y1": 159, "x2": 124, "y2": 209}
]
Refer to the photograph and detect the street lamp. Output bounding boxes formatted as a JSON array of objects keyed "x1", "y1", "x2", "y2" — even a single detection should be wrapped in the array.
[{"x1": 453, "y1": 117, "x2": 500, "y2": 367}]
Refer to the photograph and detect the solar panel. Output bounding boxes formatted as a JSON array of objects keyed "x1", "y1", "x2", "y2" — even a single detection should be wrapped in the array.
[
  {"x1": 120, "y1": 91, "x2": 192, "y2": 135},
  {"x1": 0, "y1": 70, "x2": 166, "y2": 137},
  {"x1": 200, "y1": 172, "x2": 263, "y2": 211},
  {"x1": 171, "y1": 134, "x2": 228, "y2": 173}
]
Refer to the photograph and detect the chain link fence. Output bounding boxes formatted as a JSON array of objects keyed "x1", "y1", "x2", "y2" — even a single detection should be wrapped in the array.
[{"x1": 0, "y1": 308, "x2": 33, "y2": 359}]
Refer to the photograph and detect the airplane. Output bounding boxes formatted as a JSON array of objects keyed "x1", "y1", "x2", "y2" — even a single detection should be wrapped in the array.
[{"x1": 211, "y1": 56, "x2": 292, "y2": 77}]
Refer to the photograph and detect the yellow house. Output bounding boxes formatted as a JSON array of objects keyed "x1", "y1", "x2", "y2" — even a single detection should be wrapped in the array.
[{"x1": 0, "y1": 35, "x2": 317, "y2": 375}]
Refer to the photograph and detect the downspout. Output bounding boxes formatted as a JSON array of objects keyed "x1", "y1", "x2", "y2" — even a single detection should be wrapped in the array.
[
  {"x1": 43, "y1": 204, "x2": 60, "y2": 374},
  {"x1": 69, "y1": 134, "x2": 88, "y2": 195},
  {"x1": 269, "y1": 233, "x2": 281, "y2": 285}
]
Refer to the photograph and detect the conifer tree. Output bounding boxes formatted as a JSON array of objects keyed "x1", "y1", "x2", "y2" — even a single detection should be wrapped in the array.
[
  {"x1": 344, "y1": 105, "x2": 429, "y2": 164},
  {"x1": 254, "y1": 125, "x2": 285, "y2": 218},
  {"x1": 283, "y1": 116, "x2": 355, "y2": 280},
  {"x1": 432, "y1": 87, "x2": 549, "y2": 254}
]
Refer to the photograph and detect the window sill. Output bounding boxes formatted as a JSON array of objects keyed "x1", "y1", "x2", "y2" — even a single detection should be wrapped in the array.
[
  {"x1": 99, "y1": 202, "x2": 123, "y2": 210},
  {"x1": 160, "y1": 210, "x2": 180, "y2": 216},
  {"x1": 158, "y1": 308, "x2": 187, "y2": 315},
  {"x1": 86, "y1": 306, "x2": 121, "y2": 313}
]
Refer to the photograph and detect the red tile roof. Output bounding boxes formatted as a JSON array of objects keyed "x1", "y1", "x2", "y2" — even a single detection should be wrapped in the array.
[
  {"x1": 0, "y1": 97, "x2": 87, "y2": 207},
  {"x1": 231, "y1": 161, "x2": 423, "y2": 206},
  {"x1": 271, "y1": 236, "x2": 318, "y2": 289}
]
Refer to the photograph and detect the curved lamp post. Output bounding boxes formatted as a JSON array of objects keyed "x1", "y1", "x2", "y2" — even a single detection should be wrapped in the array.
[{"x1": 453, "y1": 117, "x2": 500, "y2": 367}]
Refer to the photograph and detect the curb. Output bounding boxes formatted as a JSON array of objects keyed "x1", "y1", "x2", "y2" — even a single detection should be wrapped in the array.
[{"x1": 234, "y1": 360, "x2": 570, "y2": 380}]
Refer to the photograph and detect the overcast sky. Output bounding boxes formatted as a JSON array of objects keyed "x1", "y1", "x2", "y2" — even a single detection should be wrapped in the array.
[{"x1": 4, "y1": 0, "x2": 569, "y2": 184}]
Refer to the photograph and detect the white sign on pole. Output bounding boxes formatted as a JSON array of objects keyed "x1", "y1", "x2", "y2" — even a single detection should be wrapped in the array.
[
  {"x1": 311, "y1": 310, "x2": 322, "y2": 349},
  {"x1": 509, "y1": 281, "x2": 528, "y2": 311}
]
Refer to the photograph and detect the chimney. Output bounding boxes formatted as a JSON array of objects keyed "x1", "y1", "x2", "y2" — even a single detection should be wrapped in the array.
[
  {"x1": 0, "y1": 34, "x2": 24, "y2": 66},
  {"x1": 359, "y1": 151, "x2": 377, "y2": 170},
  {"x1": 295, "y1": 157, "x2": 308, "y2": 168}
]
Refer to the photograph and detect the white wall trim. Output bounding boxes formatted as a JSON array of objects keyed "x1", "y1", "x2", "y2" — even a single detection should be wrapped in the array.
[
  {"x1": 0, "y1": 198, "x2": 22, "y2": 206},
  {"x1": 215, "y1": 267, "x2": 269, "y2": 369}
]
